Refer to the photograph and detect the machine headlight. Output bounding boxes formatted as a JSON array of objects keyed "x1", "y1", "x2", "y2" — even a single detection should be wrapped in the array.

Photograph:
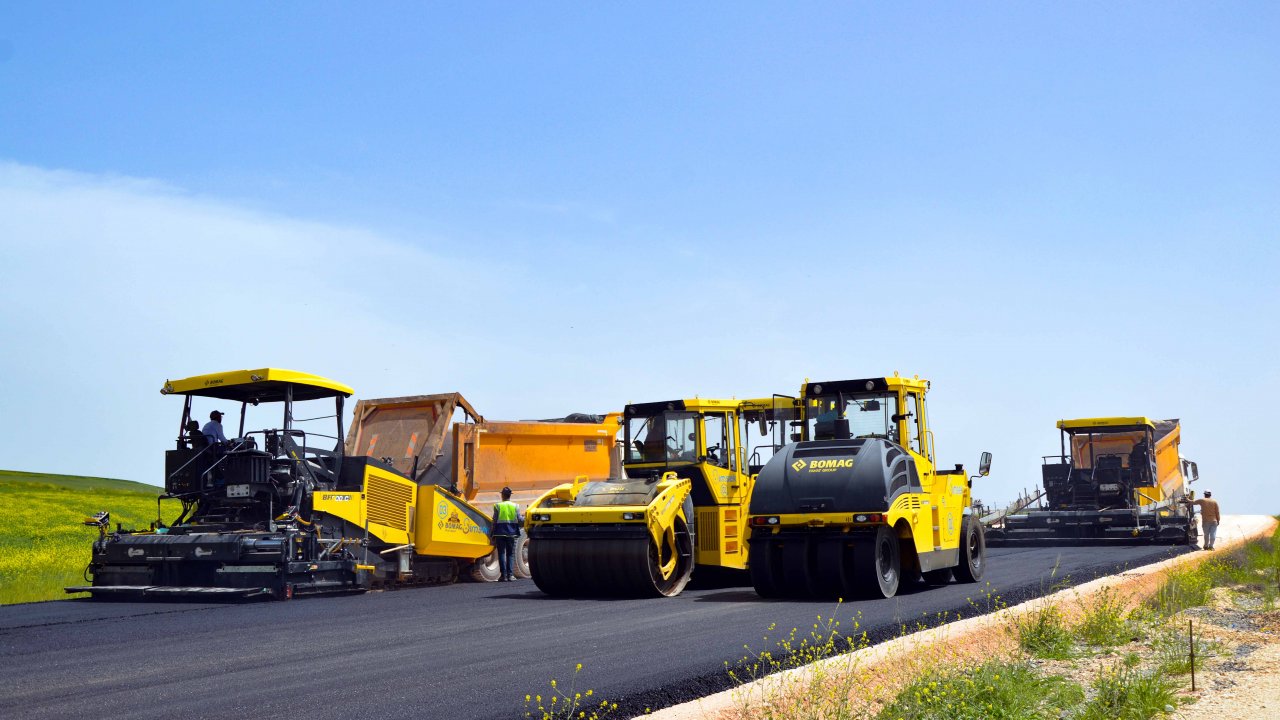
[
  {"x1": 750, "y1": 516, "x2": 781, "y2": 526},
  {"x1": 622, "y1": 512, "x2": 644, "y2": 521},
  {"x1": 532, "y1": 513, "x2": 551, "y2": 522}
]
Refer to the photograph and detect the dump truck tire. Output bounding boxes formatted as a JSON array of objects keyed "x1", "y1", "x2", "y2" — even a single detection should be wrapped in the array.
[
  {"x1": 953, "y1": 516, "x2": 985, "y2": 583},
  {"x1": 468, "y1": 550, "x2": 502, "y2": 583},
  {"x1": 513, "y1": 536, "x2": 532, "y2": 578},
  {"x1": 852, "y1": 526, "x2": 900, "y2": 598}
]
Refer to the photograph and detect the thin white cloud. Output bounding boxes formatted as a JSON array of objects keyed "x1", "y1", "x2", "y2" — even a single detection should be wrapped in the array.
[{"x1": 0, "y1": 162, "x2": 526, "y2": 481}]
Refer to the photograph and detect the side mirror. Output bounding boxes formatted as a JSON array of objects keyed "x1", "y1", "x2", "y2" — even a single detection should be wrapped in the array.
[
  {"x1": 758, "y1": 418, "x2": 768, "y2": 436},
  {"x1": 978, "y1": 451, "x2": 992, "y2": 477},
  {"x1": 862, "y1": 400, "x2": 881, "y2": 412}
]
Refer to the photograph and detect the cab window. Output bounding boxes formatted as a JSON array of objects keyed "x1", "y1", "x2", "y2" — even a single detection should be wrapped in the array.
[
  {"x1": 905, "y1": 393, "x2": 922, "y2": 455},
  {"x1": 703, "y1": 413, "x2": 728, "y2": 468}
]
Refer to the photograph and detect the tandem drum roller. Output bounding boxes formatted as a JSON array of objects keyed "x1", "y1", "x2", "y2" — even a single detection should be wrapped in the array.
[{"x1": 527, "y1": 475, "x2": 696, "y2": 598}]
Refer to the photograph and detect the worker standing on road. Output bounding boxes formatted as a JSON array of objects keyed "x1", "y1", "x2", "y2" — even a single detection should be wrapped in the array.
[
  {"x1": 1183, "y1": 491, "x2": 1221, "y2": 550},
  {"x1": 492, "y1": 487, "x2": 522, "y2": 581}
]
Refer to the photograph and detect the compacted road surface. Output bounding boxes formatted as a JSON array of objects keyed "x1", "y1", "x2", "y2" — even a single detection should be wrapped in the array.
[{"x1": 0, "y1": 543, "x2": 1189, "y2": 720}]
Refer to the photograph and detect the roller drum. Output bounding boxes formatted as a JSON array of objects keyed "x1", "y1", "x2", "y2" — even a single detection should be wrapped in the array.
[{"x1": 529, "y1": 521, "x2": 693, "y2": 598}]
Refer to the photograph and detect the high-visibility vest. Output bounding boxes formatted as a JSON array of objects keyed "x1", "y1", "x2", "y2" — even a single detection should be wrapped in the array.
[
  {"x1": 496, "y1": 501, "x2": 519, "y2": 523},
  {"x1": 493, "y1": 500, "x2": 521, "y2": 537}
]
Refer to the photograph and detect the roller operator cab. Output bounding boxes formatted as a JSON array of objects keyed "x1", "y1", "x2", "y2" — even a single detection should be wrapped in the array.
[
  {"x1": 66, "y1": 369, "x2": 493, "y2": 600},
  {"x1": 747, "y1": 375, "x2": 992, "y2": 599},
  {"x1": 525, "y1": 396, "x2": 797, "y2": 598}
]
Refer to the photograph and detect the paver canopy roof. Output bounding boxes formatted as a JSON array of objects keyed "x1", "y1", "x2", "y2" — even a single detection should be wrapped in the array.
[
  {"x1": 1057, "y1": 416, "x2": 1155, "y2": 431},
  {"x1": 160, "y1": 368, "x2": 354, "y2": 402}
]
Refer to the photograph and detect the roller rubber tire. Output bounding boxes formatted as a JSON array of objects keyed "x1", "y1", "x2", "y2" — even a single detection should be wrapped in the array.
[
  {"x1": 852, "y1": 526, "x2": 900, "y2": 599},
  {"x1": 953, "y1": 515, "x2": 986, "y2": 583},
  {"x1": 781, "y1": 538, "x2": 819, "y2": 598},
  {"x1": 748, "y1": 539, "x2": 784, "y2": 598},
  {"x1": 813, "y1": 538, "x2": 852, "y2": 598}
]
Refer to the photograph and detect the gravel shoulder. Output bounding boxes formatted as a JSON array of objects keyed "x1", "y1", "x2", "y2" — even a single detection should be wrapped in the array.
[{"x1": 1169, "y1": 589, "x2": 1280, "y2": 719}]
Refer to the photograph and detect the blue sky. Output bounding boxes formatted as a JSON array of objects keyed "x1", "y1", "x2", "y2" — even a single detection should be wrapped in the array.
[{"x1": 1, "y1": 4, "x2": 1277, "y2": 514}]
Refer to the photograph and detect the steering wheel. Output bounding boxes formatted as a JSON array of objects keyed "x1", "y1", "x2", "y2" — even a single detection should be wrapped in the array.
[{"x1": 665, "y1": 435, "x2": 692, "y2": 460}]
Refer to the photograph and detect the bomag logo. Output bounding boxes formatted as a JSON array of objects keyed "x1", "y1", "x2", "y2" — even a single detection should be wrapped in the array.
[
  {"x1": 438, "y1": 508, "x2": 475, "y2": 535},
  {"x1": 798, "y1": 457, "x2": 855, "y2": 473}
]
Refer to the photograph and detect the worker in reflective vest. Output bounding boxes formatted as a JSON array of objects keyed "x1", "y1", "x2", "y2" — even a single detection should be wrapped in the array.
[{"x1": 491, "y1": 487, "x2": 522, "y2": 581}]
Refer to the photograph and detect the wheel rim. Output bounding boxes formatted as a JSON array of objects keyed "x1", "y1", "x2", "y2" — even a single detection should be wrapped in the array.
[
  {"x1": 968, "y1": 528, "x2": 983, "y2": 571},
  {"x1": 877, "y1": 536, "x2": 895, "y2": 584}
]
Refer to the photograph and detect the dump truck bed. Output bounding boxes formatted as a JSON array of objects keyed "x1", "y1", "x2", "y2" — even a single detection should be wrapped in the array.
[{"x1": 345, "y1": 394, "x2": 621, "y2": 514}]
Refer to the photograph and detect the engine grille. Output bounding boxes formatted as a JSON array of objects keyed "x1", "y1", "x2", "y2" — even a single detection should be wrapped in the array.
[
  {"x1": 367, "y1": 475, "x2": 412, "y2": 530},
  {"x1": 698, "y1": 512, "x2": 720, "y2": 552},
  {"x1": 893, "y1": 496, "x2": 922, "y2": 512}
]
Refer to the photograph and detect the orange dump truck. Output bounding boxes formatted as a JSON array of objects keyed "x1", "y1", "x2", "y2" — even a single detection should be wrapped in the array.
[{"x1": 345, "y1": 393, "x2": 621, "y2": 579}]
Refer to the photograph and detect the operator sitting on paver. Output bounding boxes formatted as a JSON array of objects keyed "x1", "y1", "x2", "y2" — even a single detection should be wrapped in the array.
[
  {"x1": 491, "y1": 487, "x2": 522, "y2": 582},
  {"x1": 202, "y1": 410, "x2": 229, "y2": 446},
  {"x1": 1182, "y1": 491, "x2": 1221, "y2": 550}
]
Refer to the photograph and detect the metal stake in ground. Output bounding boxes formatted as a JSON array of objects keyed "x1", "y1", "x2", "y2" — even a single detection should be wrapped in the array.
[{"x1": 1189, "y1": 619, "x2": 1196, "y2": 692}]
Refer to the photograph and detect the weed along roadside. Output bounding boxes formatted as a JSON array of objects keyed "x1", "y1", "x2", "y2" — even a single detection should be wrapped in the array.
[{"x1": 644, "y1": 514, "x2": 1279, "y2": 720}]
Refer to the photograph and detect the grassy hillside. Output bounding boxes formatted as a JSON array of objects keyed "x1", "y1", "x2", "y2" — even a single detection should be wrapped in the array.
[{"x1": 0, "y1": 470, "x2": 179, "y2": 605}]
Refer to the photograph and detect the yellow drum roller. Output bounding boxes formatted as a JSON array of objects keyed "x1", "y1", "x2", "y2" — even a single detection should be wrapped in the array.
[{"x1": 526, "y1": 473, "x2": 695, "y2": 597}]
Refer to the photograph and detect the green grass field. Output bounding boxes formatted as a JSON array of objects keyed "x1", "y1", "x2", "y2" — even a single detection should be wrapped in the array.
[{"x1": 0, "y1": 469, "x2": 179, "y2": 605}]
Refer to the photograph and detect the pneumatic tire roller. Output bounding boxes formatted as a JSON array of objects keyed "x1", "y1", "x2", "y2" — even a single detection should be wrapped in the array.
[{"x1": 747, "y1": 438, "x2": 985, "y2": 599}]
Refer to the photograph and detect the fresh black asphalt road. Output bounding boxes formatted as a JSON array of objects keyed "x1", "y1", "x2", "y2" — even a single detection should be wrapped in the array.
[{"x1": 0, "y1": 544, "x2": 1190, "y2": 720}]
